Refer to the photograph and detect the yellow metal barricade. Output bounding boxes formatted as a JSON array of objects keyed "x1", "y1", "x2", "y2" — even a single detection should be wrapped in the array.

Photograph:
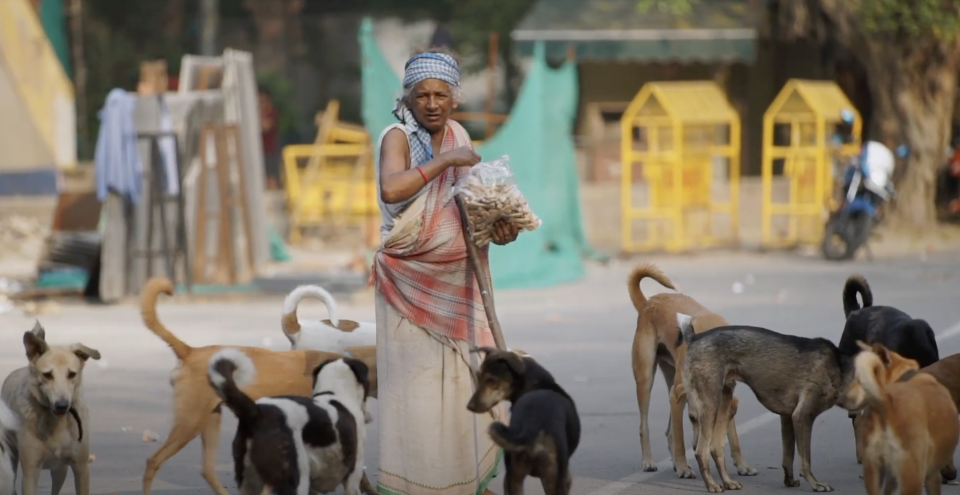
[
  {"x1": 620, "y1": 81, "x2": 741, "y2": 253},
  {"x1": 283, "y1": 100, "x2": 378, "y2": 245},
  {"x1": 760, "y1": 79, "x2": 863, "y2": 248}
]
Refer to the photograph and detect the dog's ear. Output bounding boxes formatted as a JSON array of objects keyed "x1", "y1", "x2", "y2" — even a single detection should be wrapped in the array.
[
  {"x1": 70, "y1": 343, "x2": 101, "y2": 362},
  {"x1": 23, "y1": 331, "x2": 49, "y2": 362},
  {"x1": 303, "y1": 350, "x2": 342, "y2": 376},
  {"x1": 870, "y1": 343, "x2": 892, "y2": 366},
  {"x1": 310, "y1": 358, "x2": 338, "y2": 389},
  {"x1": 30, "y1": 320, "x2": 46, "y2": 341},
  {"x1": 345, "y1": 346, "x2": 377, "y2": 398},
  {"x1": 343, "y1": 358, "x2": 371, "y2": 399},
  {"x1": 855, "y1": 340, "x2": 871, "y2": 353},
  {"x1": 472, "y1": 346, "x2": 498, "y2": 356},
  {"x1": 493, "y1": 350, "x2": 526, "y2": 375}
]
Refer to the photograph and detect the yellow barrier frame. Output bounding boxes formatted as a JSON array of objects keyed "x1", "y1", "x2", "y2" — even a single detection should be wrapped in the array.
[
  {"x1": 760, "y1": 79, "x2": 862, "y2": 248},
  {"x1": 283, "y1": 143, "x2": 376, "y2": 244},
  {"x1": 283, "y1": 100, "x2": 377, "y2": 245},
  {"x1": 620, "y1": 81, "x2": 741, "y2": 253}
]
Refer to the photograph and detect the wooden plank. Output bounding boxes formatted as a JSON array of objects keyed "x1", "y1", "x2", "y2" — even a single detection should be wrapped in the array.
[
  {"x1": 193, "y1": 125, "x2": 212, "y2": 284},
  {"x1": 213, "y1": 125, "x2": 237, "y2": 285},
  {"x1": 226, "y1": 125, "x2": 256, "y2": 280}
]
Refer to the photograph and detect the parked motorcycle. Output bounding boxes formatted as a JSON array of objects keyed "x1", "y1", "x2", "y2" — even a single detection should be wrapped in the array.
[{"x1": 821, "y1": 112, "x2": 904, "y2": 261}]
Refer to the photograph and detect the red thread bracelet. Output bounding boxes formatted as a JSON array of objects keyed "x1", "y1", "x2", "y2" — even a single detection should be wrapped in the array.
[{"x1": 415, "y1": 166, "x2": 429, "y2": 184}]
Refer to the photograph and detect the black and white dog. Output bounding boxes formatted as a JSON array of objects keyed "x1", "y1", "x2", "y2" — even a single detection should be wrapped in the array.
[{"x1": 208, "y1": 348, "x2": 370, "y2": 495}]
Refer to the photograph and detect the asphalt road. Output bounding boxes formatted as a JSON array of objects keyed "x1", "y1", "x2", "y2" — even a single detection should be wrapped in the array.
[{"x1": 1, "y1": 251, "x2": 959, "y2": 495}]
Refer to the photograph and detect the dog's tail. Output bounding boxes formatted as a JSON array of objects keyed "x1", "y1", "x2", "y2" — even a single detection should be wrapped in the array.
[
  {"x1": 208, "y1": 348, "x2": 260, "y2": 425},
  {"x1": 141, "y1": 277, "x2": 192, "y2": 360},
  {"x1": 676, "y1": 313, "x2": 697, "y2": 345},
  {"x1": 627, "y1": 263, "x2": 676, "y2": 312},
  {"x1": 853, "y1": 349, "x2": 886, "y2": 410},
  {"x1": 842, "y1": 275, "x2": 873, "y2": 318},
  {"x1": 488, "y1": 421, "x2": 542, "y2": 454},
  {"x1": 0, "y1": 400, "x2": 19, "y2": 433},
  {"x1": 281, "y1": 285, "x2": 339, "y2": 339}
]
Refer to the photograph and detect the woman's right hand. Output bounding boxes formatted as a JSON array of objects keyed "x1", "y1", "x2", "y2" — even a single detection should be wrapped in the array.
[{"x1": 442, "y1": 147, "x2": 482, "y2": 168}]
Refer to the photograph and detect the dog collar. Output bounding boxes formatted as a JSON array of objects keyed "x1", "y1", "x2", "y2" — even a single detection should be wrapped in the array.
[
  {"x1": 312, "y1": 391, "x2": 334, "y2": 398},
  {"x1": 69, "y1": 407, "x2": 83, "y2": 442}
]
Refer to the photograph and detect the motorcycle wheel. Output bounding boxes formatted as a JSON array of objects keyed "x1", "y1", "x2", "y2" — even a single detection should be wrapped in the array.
[{"x1": 821, "y1": 213, "x2": 873, "y2": 261}]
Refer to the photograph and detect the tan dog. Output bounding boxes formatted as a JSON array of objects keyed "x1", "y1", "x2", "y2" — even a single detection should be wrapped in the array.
[
  {"x1": 628, "y1": 263, "x2": 754, "y2": 478},
  {"x1": 840, "y1": 342, "x2": 959, "y2": 495},
  {"x1": 1, "y1": 321, "x2": 101, "y2": 495},
  {"x1": 138, "y1": 278, "x2": 378, "y2": 495},
  {"x1": 854, "y1": 352, "x2": 960, "y2": 482}
]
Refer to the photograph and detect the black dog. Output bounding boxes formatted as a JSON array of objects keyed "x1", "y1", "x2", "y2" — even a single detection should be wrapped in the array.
[
  {"x1": 838, "y1": 275, "x2": 939, "y2": 366},
  {"x1": 837, "y1": 274, "x2": 941, "y2": 467},
  {"x1": 466, "y1": 349, "x2": 580, "y2": 495}
]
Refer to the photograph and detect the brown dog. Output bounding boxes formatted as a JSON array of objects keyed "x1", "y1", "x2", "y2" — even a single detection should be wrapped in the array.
[
  {"x1": 840, "y1": 342, "x2": 959, "y2": 495},
  {"x1": 138, "y1": 278, "x2": 378, "y2": 495},
  {"x1": 628, "y1": 264, "x2": 754, "y2": 478},
  {"x1": 854, "y1": 352, "x2": 960, "y2": 482}
]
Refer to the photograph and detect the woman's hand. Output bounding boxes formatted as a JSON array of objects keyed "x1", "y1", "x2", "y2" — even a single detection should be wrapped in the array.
[
  {"x1": 491, "y1": 220, "x2": 520, "y2": 246},
  {"x1": 442, "y1": 147, "x2": 481, "y2": 168}
]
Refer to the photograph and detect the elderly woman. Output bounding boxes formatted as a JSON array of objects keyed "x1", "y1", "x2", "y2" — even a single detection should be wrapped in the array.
[{"x1": 372, "y1": 48, "x2": 518, "y2": 495}]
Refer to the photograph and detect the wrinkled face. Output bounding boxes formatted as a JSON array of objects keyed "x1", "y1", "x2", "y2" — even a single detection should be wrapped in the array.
[
  {"x1": 25, "y1": 331, "x2": 100, "y2": 417},
  {"x1": 407, "y1": 79, "x2": 457, "y2": 134},
  {"x1": 466, "y1": 358, "x2": 516, "y2": 413}
]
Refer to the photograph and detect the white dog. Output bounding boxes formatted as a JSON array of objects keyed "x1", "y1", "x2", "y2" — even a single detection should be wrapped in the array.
[
  {"x1": 208, "y1": 349, "x2": 371, "y2": 495},
  {"x1": 0, "y1": 399, "x2": 19, "y2": 495},
  {"x1": 280, "y1": 285, "x2": 376, "y2": 353}
]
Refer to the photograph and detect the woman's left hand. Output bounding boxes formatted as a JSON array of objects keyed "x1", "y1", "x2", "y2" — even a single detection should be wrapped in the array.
[{"x1": 491, "y1": 220, "x2": 520, "y2": 246}]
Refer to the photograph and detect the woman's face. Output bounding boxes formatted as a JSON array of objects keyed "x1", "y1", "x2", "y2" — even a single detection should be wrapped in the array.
[{"x1": 408, "y1": 79, "x2": 457, "y2": 134}]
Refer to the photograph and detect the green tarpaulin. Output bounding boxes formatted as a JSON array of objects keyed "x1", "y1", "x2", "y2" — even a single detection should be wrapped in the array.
[
  {"x1": 38, "y1": 0, "x2": 71, "y2": 76},
  {"x1": 359, "y1": 18, "x2": 602, "y2": 290}
]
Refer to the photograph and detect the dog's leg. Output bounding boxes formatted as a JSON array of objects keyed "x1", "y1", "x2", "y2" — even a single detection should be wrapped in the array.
[
  {"x1": 70, "y1": 461, "x2": 91, "y2": 495},
  {"x1": 926, "y1": 470, "x2": 943, "y2": 495},
  {"x1": 853, "y1": 413, "x2": 864, "y2": 465},
  {"x1": 792, "y1": 407, "x2": 832, "y2": 492},
  {"x1": 539, "y1": 464, "x2": 560, "y2": 495},
  {"x1": 19, "y1": 457, "x2": 40, "y2": 495},
  {"x1": 503, "y1": 463, "x2": 525, "y2": 495},
  {"x1": 200, "y1": 408, "x2": 232, "y2": 495},
  {"x1": 710, "y1": 391, "x2": 741, "y2": 491},
  {"x1": 691, "y1": 390, "x2": 723, "y2": 493},
  {"x1": 893, "y1": 463, "x2": 922, "y2": 495},
  {"x1": 723, "y1": 393, "x2": 756, "y2": 477},
  {"x1": 360, "y1": 471, "x2": 378, "y2": 495},
  {"x1": 632, "y1": 333, "x2": 659, "y2": 472},
  {"x1": 861, "y1": 457, "x2": 881, "y2": 495},
  {"x1": 343, "y1": 460, "x2": 364, "y2": 495},
  {"x1": 668, "y1": 381, "x2": 695, "y2": 479},
  {"x1": 143, "y1": 417, "x2": 203, "y2": 495},
  {"x1": 779, "y1": 414, "x2": 800, "y2": 488},
  {"x1": 49, "y1": 466, "x2": 67, "y2": 495}
]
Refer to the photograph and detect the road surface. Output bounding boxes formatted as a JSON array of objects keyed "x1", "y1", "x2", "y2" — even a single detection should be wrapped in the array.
[{"x1": 1, "y1": 251, "x2": 958, "y2": 495}]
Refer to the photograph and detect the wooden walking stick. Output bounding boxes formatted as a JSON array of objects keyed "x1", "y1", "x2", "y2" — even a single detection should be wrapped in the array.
[{"x1": 455, "y1": 194, "x2": 507, "y2": 351}]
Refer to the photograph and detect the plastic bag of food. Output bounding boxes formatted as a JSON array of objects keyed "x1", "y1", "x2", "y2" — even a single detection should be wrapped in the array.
[{"x1": 451, "y1": 155, "x2": 542, "y2": 247}]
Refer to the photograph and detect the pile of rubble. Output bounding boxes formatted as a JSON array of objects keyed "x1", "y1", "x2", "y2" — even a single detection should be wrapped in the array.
[{"x1": 0, "y1": 215, "x2": 48, "y2": 263}]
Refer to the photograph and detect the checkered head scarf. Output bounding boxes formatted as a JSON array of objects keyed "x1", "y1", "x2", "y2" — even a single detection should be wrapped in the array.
[{"x1": 392, "y1": 52, "x2": 461, "y2": 166}]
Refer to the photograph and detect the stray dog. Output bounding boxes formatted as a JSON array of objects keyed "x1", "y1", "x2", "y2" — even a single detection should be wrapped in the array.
[
  {"x1": 839, "y1": 342, "x2": 958, "y2": 495},
  {"x1": 853, "y1": 352, "x2": 960, "y2": 482},
  {"x1": 838, "y1": 274, "x2": 939, "y2": 462},
  {"x1": 208, "y1": 349, "x2": 370, "y2": 495},
  {"x1": 138, "y1": 278, "x2": 378, "y2": 495},
  {"x1": 0, "y1": 321, "x2": 100, "y2": 495},
  {"x1": 0, "y1": 398, "x2": 18, "y2": 495},
  {"x1": 467, "y1": 348, "x2": 580, "y2": 495},
  {"x1": 627, "y1": 263, "x2": 754, "y2": 478},
  {"x1": 679, "y1": 314, "x2": 849, "y2": 492},
  {"x1": 281, "y1": 285, "x2": 376, "y2": 353}
]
